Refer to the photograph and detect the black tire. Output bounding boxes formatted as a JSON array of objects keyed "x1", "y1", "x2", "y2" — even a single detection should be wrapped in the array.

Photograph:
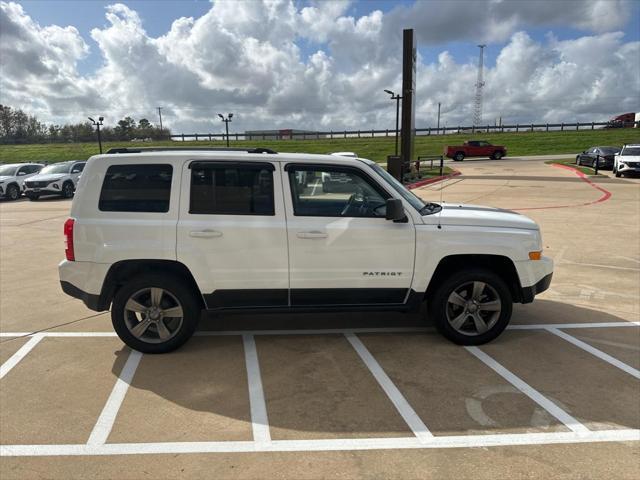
[
  {"x1": 427, "y1": 268, "x2": 513, "y2": 345},
  {"x1": 6, "y1": 184, "x2": 20, "y2": 201},
  {"x1": 575, "y1": 156, "x2": 580, "y2": 165},
  {"x1": 453, "y1": 152, "x2": 465, "y2": 161},
  {"x1": 492, "y1": 151, "x2": 503, "y2": 160},
  {"x1": 111, "y1": 273, "x2": 201, "y2": 353},
  {"x1": 62, "y1": 181, "x2": 74, "y2": 199},
  {"x1": 27, "y1": 193, "x2": 40, "y2": 201},
  {"x1": 615, "y1": 170, "x2": 622, "y2": 178}
]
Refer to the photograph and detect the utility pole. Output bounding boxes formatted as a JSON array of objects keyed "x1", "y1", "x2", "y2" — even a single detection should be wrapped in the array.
[
  {"x1": 437, "y1": 102, "x2": 441, "y2": 134},
  {"x1": 384, "y1": 89, "x2": 402, "y2": 156},
  {"x1": 157, "y1": 107, "x2": 163, "y2": 131},
  {"x1": 473, "y1": 44, "x2": 486, "y2": 126},
  {"x1": 88, "y1": 116, "x2": 104, "y2": 154},
  {"x1": 218, "y1": 113, "x2": 233, "y2": 147}
]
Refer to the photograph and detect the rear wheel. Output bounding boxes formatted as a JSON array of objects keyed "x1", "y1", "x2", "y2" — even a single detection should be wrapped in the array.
[
  {"x1": 62, "y1": 182, "x2": 74, "y2": 199},
  {"x1": 111, "y1": 274, "x2": 201, "y2": 353},
  {"x1": 6, "y1": 184, "x2": 19, "y2": 201},
  {"x1": 453, "y1": 152, "x2": 465, "y2": 161},
  {"x1": 428, "y1": 268, "x2": 512, "y2": 345}
]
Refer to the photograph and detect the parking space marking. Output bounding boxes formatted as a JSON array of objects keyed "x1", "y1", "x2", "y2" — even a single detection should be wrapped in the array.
[
  {"x1": 2, "y1": 322, "x2": 637, "y2": 339},
  {"x1": 546, "y1": 327, "x2": 640, "y2": 379},
  {"x1": 345, "y1": 333, "x2": 433, "y2": 442},
  {"x1": 465, "y1": 347, "x2": 590, "y2": 434},
  {"x1": 2, "y1": 429, "x2": 638, "y2": 456},
  {"x1": 0, "y1": 333, "x2": 43, "y2": 380},
  {"x1": 87, "y1": 350, "x2": 142, "y2": 446},
  {"x1": 242, "y1": 334, "x2": 271, "y2": 445}
]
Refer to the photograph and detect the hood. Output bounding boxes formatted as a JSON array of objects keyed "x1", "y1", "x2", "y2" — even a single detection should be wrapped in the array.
[
  {"x1": 617, "y1": 155, "x2": 640, "y2": 162},
  {"x1": 0, "y1": 176, "x2": 14, "y2": 183},
  {"x1": 29, "y1": 173, "x2": 66, "y2": 182},
  {"x1": 431, "y1": 203, "x2": 538, "y2": 230}
]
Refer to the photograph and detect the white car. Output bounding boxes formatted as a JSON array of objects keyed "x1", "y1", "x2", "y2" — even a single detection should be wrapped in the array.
[
  {"x1": 59, "y1": 147, "x2": 553, "y2": 353},
  {"x1": 24, "y1": 161, "x2": 86, "y2": 200},
  {"x1": 0, "y1": 163, "x2": 44, "y2": 200},
  {"x1": 613, "y1": 144, "x2": 640, "y2": 177}
]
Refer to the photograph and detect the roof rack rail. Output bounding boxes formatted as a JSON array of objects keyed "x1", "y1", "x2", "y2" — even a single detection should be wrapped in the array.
[{"x1": 106, "y1": 147, "x2": 278, "y2": 154}]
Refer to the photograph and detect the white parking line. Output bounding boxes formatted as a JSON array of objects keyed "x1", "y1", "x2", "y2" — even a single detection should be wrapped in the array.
[
  {"x1": 546, "y1": 327, "x2": 640, "y2": 379},
  {"x1": 345, "y1": 333, "x2": 433, "y2": 441},
  {"x1": 1, "y1": 322, "x2": 637, "y2": 339},
  {"x1": 0, "y1": 333, "x2": 44, "y2": 380},
  {"x1": 242, "y1": 334, "x2": 271, "y2": 445},
  {"x1": 2, "y1": 429, "x2": 638, "y2": 456},
  {"x1": 465, "y1": 346, "x2": 590, "y2": 434},
  {"x1": 87, "y1": 350, "x2": 143, "y2": 446}
]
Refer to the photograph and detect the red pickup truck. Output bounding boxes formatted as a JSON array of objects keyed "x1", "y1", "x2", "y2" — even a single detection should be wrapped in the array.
[{"x1": 444, "y1": 140, "x2": 507, "y2": 161}]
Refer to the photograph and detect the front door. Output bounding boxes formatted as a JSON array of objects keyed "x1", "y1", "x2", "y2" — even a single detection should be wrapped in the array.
[
  {"x1": 177, "y1": 160, "x2": 289, "y2": 309},
  {"x1": 284, "y1": 163, "x2": 416, "y2": 306}
]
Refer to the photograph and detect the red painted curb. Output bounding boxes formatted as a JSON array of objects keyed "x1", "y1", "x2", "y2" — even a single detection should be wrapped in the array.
[
  {"x1": 512, "y1": 163, "x2": 612, "y2": 211},
  {"x1": 406, "y1": 170, "x2": 461, "y2": 190}
]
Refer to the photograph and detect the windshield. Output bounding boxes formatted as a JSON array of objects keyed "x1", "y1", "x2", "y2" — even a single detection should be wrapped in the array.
[
  {"x1": 368, "y1": 162, "x2": 443, "y2": 215},
  {"x1": 0, "y1": 165, "x2": 18, "y2": 176},
  {"x1": 621, "y1": 147, "x2": 640, "y2": 156},
  {"x1": 40, "y1": 163, "x2": 71, "y2": 175}
]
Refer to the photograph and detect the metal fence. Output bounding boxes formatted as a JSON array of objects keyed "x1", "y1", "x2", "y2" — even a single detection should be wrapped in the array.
[{"x1": 170, "y1": 121, "x2": 639, "y2": 142}]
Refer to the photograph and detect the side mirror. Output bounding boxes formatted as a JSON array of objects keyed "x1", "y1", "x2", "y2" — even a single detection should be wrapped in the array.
[
  {"x1": 17, "y1": 171, "x2": 26, "y2": 176},
  {"x1": 385, "y1": 198, "x2": 407, "y2": 223}
]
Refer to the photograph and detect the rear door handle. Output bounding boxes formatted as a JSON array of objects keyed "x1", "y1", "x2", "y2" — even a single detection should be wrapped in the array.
[
  {"x1": 297, "y1": 231, "x2": 328, "y2": 239},
  {"x1": 189, "y1": 229, "x2": 223, "y2": 238}
]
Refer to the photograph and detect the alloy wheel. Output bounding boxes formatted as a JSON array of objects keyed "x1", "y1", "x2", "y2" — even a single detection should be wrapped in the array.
[
  {"x1": 123, "y1": 287, "x2": 184, "y2": 344},
  {"x1": 446, "y1": 281, "x2": 502, "y2": 336}
]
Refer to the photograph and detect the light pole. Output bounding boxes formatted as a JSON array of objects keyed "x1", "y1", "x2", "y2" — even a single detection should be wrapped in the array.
[
  {"x1": 437, "y1": 102, "x2": 441, "y2": 134},
  {"x1": 384, "y1": 90, "x2": 401, "y2": 156},
  {"x1": 88, "y1": 116, "x2": 104, "y2": 154},
  {"x1": 218, "y1": 113, "x2": 233, "y2": 147}
]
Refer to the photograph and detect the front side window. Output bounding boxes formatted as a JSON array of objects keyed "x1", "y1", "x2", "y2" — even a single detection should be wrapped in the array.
[
  {"x1": 190, "y1": 163, "x2": 274, "y2": 215},
  {"x1": 99, "y1": 164, "x2": 172, "y2": 212},
  {"x1": 71, "y1": 163, "x2": 85, "y2": 173},
  {"x1": 288, "y1": 166, "x2": 388, "y2": 217}
]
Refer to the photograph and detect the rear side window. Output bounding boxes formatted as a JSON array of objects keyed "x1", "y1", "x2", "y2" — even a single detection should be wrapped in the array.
[
  {"x1": 99, "y1": 164, "x2": 172, "y2": 212},
  {"x1": 190, "y1": 163, "x2": 274, "y2": 215}
]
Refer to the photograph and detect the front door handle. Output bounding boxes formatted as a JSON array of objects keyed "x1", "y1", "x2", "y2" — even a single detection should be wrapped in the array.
[
  {"x1": 297, "y1": 231, "x2": 328, "y2": 239},
  {"x1": 189, "y1": 229, "x2": 223, "y2": 238}
]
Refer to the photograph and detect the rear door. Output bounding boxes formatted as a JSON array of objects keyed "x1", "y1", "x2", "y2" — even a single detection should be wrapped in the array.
[
  {"x1": 283, "y1": 163, "x2": 416, "y2": 306},
  {"x1": 176, "y1": 160, "x2": 289, "y2": 309}
]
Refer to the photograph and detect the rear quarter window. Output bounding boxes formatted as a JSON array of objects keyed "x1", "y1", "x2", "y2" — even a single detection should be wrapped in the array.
[{"x1": 99, "y1": 164, "x2": 172, "y2": 212}]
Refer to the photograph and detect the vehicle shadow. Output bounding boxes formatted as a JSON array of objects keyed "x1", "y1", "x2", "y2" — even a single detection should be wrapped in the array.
[{"x1": 109, "y1": 299, "x2": 639, "y2": 437}]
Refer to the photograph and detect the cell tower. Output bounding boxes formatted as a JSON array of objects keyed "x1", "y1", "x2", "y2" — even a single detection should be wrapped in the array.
[{"x1": 473, "y1": 44, "x2": 486, "y2": 126}]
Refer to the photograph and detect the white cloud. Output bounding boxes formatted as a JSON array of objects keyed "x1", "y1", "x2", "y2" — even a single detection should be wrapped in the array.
[{"x1": 0, "y1": 0, "x2": 638, "y2": 133}]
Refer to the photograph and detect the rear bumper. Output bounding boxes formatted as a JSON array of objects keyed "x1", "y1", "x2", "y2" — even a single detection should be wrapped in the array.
[{"x1": 60, "y1": 281, "x2": 102, "y2": 311}]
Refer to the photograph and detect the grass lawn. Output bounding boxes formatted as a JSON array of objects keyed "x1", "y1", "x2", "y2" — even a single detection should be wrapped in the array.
[{"x1": 1, "y1": 128, "x2": 638, "y2": 165}]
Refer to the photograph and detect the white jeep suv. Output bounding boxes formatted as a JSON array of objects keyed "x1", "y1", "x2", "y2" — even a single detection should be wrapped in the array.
[
  {"x1": 613, "y1": 144, "x2": 640, "y2": 177},
  {"x1": 59, "y1": 147, "x2": 553, "y2": 353},
  {"x1": 0, "y1": 163, "x2": 44, "y2": 200},
  {"x1": 24, "y1": 160, "x2": 86, "y2": 200}
]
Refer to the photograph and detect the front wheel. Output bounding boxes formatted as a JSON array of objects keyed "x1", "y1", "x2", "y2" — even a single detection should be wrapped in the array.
[
  {"x1": 428, "y1": 269, "x2": 512, "y2": 345},
  {"x1": 27, "y1": 193, "x2": 40, "y2": 201},
  {"x1": 453, "y1": 152, "x2": 465, "y2": 161},
  {"x1": 6, "y1": 184, "x2": 20, "y2": 201},
  {"x1": 62, "y1": 182, "x2": 74, "y2": 199},
  {"x1": 111, "y1": 274, "x2": 201, "y2": 353},
  {"x1": 492, "y1": 151, "x2": 503, "y2": 160}
]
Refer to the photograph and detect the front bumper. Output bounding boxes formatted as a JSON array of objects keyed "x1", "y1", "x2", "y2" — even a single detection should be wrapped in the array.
[
  {"x1": 24, "y1": 186, "x2": 62, "y2": 195},
  {"x1": 514, "y1": 255, "x2": 554, "y2": 304},
  {"x1": 617, "y1": 163, "x2": 640, "y2": 173}
]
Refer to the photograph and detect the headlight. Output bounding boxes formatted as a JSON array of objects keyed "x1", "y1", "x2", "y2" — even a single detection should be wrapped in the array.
[{"x1": 53, "y1": 183, "x2": 59, "y2": 189}]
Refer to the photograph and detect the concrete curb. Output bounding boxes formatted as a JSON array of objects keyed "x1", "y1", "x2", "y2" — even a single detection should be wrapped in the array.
[{"x1": 406, "y1": 169, "x2": 461, "y2": 190}]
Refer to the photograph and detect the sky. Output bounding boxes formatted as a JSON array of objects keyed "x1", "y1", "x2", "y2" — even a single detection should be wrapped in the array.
[{"x1": 1, "y1": 0, "x2": 639, "y2": 134}]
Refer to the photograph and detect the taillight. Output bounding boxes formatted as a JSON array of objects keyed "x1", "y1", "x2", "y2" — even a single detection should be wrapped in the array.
[{"x1": 64, "y1": 218, "x2": 75, "y2": 261}]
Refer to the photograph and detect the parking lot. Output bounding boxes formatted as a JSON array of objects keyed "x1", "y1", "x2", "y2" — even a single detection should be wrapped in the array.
[{"x1": 1, "y1": 157, "x2": 639, "y2": 479}]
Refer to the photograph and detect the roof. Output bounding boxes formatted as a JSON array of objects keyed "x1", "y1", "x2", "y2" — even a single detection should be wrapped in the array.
[{"x1": 92, "y1": 148, "x2": 376, "y2": 166}]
